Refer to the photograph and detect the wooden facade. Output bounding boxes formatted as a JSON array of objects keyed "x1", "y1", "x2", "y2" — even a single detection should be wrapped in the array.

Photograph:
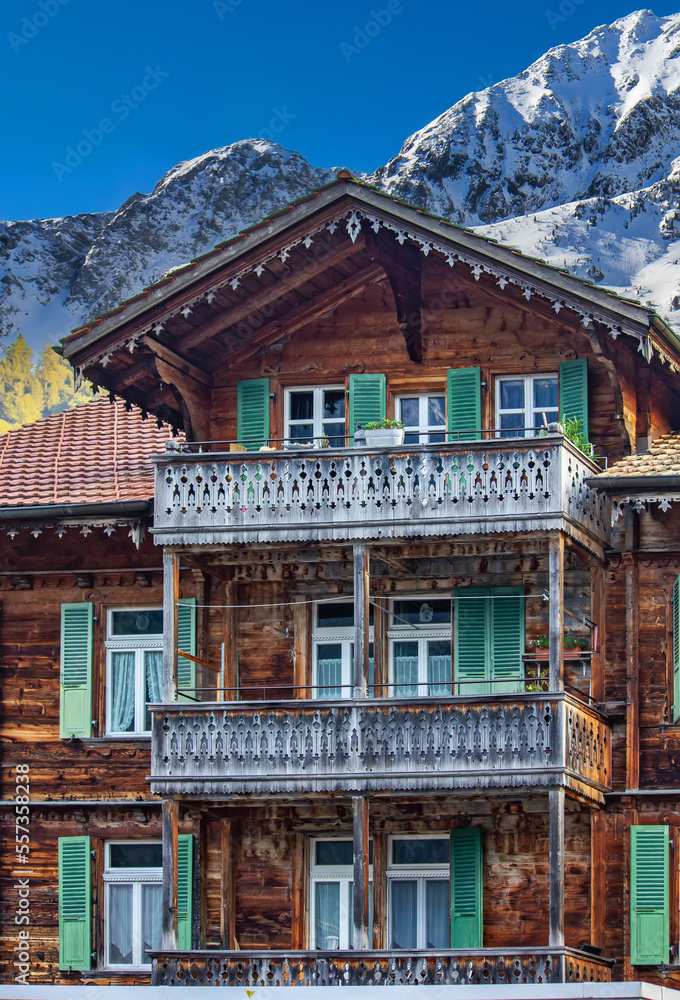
[{"x1": 3, "y1": 175, "x2": 680, "y2": 986}]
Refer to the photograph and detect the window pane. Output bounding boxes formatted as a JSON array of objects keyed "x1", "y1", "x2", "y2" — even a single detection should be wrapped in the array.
[
  {"x1": 142, "y1": 884, "x2": 162, "y2": 962},
  {"x1": 399, "y1": 398, "x2": 420, "y2": 427},
  {"x1": 393, "y1": 599, "x2": 451, "y2": 625},
  {"x1": 110, "y1": 651, "x2": 136, "y2": 733},
  {"x1": 322, "y1": 422, "x2": 345, "y2": 448},
  {"x1": 428, "y1": 640, "x2": 451, "y2": 695},
  {"x1": 290, "y1": 423, "x2": 314, "y2": 441},
  {"x1": 144, "y1": 651, "x2": 163, "y2": 730},
  {"x1": 290, "y1": 392, "x2": 313, "y2": 421},
  {"x1": 393, "y1": 641, "x2": 419, "y2": 696},
  {"x1": 315, "y1": 881, "x2": 341, "y2": 950},
  {"x1": 316, "y1": 841, "x2": 373, "y2": 865},
  {"x1": 428, "y1": 431, "x2": 445, "y2": 444},
  {"x1": 533, "y1": 377, "x2": 558, "y2": 410},
  {"x1": 111, "y1": 609, "x2": 163, "y2": 636},
  {"x1": 392, "y1": 839, "x2": 449, "y2": 865},
  {"x1": 110, "y1": 843, "x2": 163, "y2": 868},
  {"x1": 390, "y1": 880, "x2": 417, "y2": 949},
  {"x1": 426, "y1": 880, "x2": 450, "y2": 949},
  {"x1": 323, "y1": 390, "x2": 345, "y2": 419},
  {"x1": 318, "y1": 603, "x2": 354, "y2": 628},
  {"x1": 499, "y1": 379, "x2": 524, "y2": 410},
  {"x1": 533, "y1": 409, "x2": 559, "y2": 432},
  {"x1": 404, "y1": 431, "x2": 420, "y2": 445},
  {"x1": 108, "y1": 884, "x2": 133, "y2": 964},
  {"x1": 500, "y1": 413, "x2": 525, "y2": 438},
  {"x1": 317, "y1": 643, "x2": 343, "y2": 698},
  {"x1": 428, "y1": 396, "x2": 446, "y2": 427}
]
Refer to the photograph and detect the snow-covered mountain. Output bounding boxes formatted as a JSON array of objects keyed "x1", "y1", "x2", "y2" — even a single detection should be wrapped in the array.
[{"x1": 3, "y1": 8, "x2": 680, "y2": 354}]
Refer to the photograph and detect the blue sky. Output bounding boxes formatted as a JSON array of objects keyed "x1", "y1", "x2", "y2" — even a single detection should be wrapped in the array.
[{"x1": 2, "y1": 1, "x2": 679, "y2": 221}]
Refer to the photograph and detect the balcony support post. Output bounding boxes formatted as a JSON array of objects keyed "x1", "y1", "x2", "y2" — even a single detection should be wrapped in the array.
[
  {"x1": 549, "y1": 788, "x2": 565, "y2": 962},
  {"x1": 163, "y1": 549, "x2": 180, "y2": 703},
  {"x1": 352, "y1": 795, "x2": 370, "y2": 951},
  {"x1": 353, "y1": 543, "x2": 370, "y2": 699},
  {"x1": 161, "y1": 798, "x2": 179, "y2": 950},
  {"x1": 549, "y1": 534, "x2": 564, "y2": 692}
]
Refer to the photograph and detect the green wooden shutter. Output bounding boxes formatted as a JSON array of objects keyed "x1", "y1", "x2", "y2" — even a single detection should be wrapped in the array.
[
  {"x1": 237, "y1": 377, "x2": 270, "y2": 448},
  {"x1": 455, "y1": 589, "x2": 489, "y2": 696},
  {"x1": 630, "y1": 825, "x2": 669, "y2": 965},
  {"x1": 559, "y1": 358, "x2": 589, "y2": 441},
  {"x1": 490, "y1": 588, "x2": 524, "y2": 694},
  {"x1": 348, "y1": 373, "x2": 386, "y2": 443},
  {"x1": 58, "y1": 836, "x2": 91, "y2": 970},
  {"x1": 177, "y1": 598, "x2": 197, "y2": 700},
  {"x1": 60, "y1": 603, "x2": 93, "y2": 739},
  {"x1": 450, "y1": 827, "x2": 483, "y2": 948},
  {"x1": 177, "y1": 833, "x2": 194, "y2": 950},
  {"x1": 447, "y1": 367, "x2": 481, "y2": 442},
  {"x1": 673, "y1": 576, "x2": 680, "y2": 721}
]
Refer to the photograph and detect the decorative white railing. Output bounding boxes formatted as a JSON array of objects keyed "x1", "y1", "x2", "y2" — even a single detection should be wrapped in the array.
[
  {"x1": 150, "y1": 693, "x2": 610, "y2": 802},
  {"x1": 151, "y1": 437, "x2": 609, "y2": 548}
]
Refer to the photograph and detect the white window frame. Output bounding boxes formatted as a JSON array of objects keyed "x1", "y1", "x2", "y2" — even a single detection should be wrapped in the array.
[
  {"x1": 312, "y1": 602, "x2": 373, "y2": 699},
  {"x1": 309, "y1": 838, "x2": 373, "y2": 951},
  {"x1": 495, "y1": 373, "x2": 559, "y2": 438},
  {"x1": 105, "y1": 607, "x2": 163, "y2": 736},
  {"x1": 284, "y1": 384, "x2": 346, "y2": 446},
  {"x1": 388, "y1": 598, "x2": 452, "y2": 697},
  {"x1": 387, "y1": 835, "x2": 450, "y2": 950},
  {"x1": 103, "y1": 840, "x2": 162, "y2": 970},
  {"x1": 395, "y1": 393, "x2": 446, "y2": 444}
]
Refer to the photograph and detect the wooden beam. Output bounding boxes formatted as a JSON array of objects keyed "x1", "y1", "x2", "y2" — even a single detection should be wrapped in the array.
[
  {"x1": 372, "y1": 831, "x2": 387, "y2": 949},
  {"x1": 224, "y1": 582, "x2": 238, "y2": 700},
  {"x1": 353, "y1": 543, "x2": 369, "y2": 699},
  {"x1": 162, "y1": 798, "x2": 179, "y2": 950},
  {"x1": 373, "y1": 597, "x2": 388, "y2": 698},
  {"x1": 590, "y1": 564, "x2": 605, "y2": 703},
  {"x1": 291, "y1": 832, "x2": 306, "y2": 949},
  {"x1": 294, "y1": 600, "x2": 312, "y2": 699},
  {"x1": 141, "y1": 334, "x2": 212, "y2": 387},
  {"x1": 590, "y1": 808, "x2": 605, "y2": 950},
  {"x1": 153, "y1": 356, "x2": 211, "y2": 441},
  {"x1": 214, "y1": 264, "x2": 384, "y2": 371},
  {"x1": 163, "y1": 550, "x2": 180, "y2": 702},
  {"x1": 365, "y1": 229, "x2": 423, "y2": 361},
  {"x1": 549, "y1": 534, "x2": 564, "y2": 692},
  {"x1": 548, "y1": 788, "x2": 565, "y2": 952},
  {"x1": 624, "y1": 549, "x2": 640, "y2": 791},
  {"x1": 220, "y1": 818, "x2": 236, "y2": 949},
  {"x1": 179, "y1": 238, "x2": 366, "y2": 352},
  {"x1": 352, "y1": 795, "x2": 370, "y2": 951}
]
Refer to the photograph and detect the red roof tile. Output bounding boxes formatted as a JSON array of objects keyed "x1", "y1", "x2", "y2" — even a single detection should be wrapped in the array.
[
  {"x1": 0, "y1": 398, "x2": 172, "y2": 509},
  {"x1": 595, "y1": 432, "x2": 680, "y2": 478}
]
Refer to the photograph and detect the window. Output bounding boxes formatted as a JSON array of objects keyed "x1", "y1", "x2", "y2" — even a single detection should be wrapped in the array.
[
  {"x1": 388, "y1": 599, "x2": 451, "y2": 697},
  {"x1": 388, "y1": 837, "x2": 449, "y2": 949},
  {"x1": 285, "y1": 386, "x2": 346, "y2": 447},
  {"x1": 310, "y1": 839, "x2": 373, "y2": 950},
  {"x1": 496, "y1": 374, "x2": 558, "y2": 437},
  {"x1": 106, "y1": 608, "x2": 163, "y2": 735},
  {"x1": 313, "y1": 602, "x2": 373, "y2": 698},
  {"x1": 104, "y1": 842, "x2": 162, "y2": 969},
  {"x1": 396, "y1": 394, "x2": 446, "y2": 444}
]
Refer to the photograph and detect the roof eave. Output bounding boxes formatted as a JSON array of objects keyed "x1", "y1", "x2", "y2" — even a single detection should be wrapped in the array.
[
  {"x1": 0, "y1": 499, "x2": 152, "y2": 522},
  {"x1": 585, "y1": 474, "x2": 680, "y2": 493}
]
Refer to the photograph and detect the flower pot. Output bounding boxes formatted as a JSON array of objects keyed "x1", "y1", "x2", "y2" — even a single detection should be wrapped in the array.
[{"x1": 364, "y1": 427, "x2": 405, "y2": 448}]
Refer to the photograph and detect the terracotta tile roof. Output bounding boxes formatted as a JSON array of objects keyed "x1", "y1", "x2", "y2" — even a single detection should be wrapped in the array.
[
  {"x1": 0, "y1": 398, "x2": 171, "y2": 509},
  {"x1": 595, "y1": 432, "x2": 680, "y2": 479}
]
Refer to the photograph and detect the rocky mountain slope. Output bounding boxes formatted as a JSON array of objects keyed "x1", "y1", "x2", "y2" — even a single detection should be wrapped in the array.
[{"x1": 2, "y1": 8, "x2": 680, "y2": 355}]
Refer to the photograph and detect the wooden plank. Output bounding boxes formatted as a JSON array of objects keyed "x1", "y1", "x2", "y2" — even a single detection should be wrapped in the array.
[
  {"x1": 220, "y1": 817, "x2": 236, "y2": 949},
  {"x1": 291, "y1": 832, "x2": 306, "y2": 949},
  {"x1": 352, "y1": 795, "x2": 370, "y2": 951},
  {"x1": 163, "y1": 550, "x2": 180, "y2": 702},
  {"x1": 372, "y1": 831, "x2": 387, "y2": 949},
  {"x1": 373, "y1": 597, "x2": 388, "y2": 698},
  {"x1": 162, "y1": 798, "x2": 179, "y2": 949},
  {"x1": 293, "y1": 600, "x2": 311, "y2": 699},
  {"x1": 224, "y1": 582, "x2": 238, "y2": 699},
  {"x1": 549, "y1": 534, "x2": 565, "y2": 691},
  {"x1": 353, "y1": 544, "x2": 369, "y2": 698},
  {"x1": 624, "y1": 552, "x2": 640, "y2": 790},
  {"x1": 548, "y1": 788, "x2": 565, "y2": 950},
  {"x1": 590, "y1": 564, "x2": 605, "y2": 703},
  {"x1": 590, "y1": 808, "x2": 605, "y2": 950},
  {"x1": 140, "y1": 334, "x2": 213, "y2": 387}
]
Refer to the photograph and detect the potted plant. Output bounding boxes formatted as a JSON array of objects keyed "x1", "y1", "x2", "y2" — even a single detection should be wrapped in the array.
[
  {"x1": 529, "y1": 635, "x2": 587, "y2": 656},
  {"x1": 363, "y1": 418, "x2": 405, "y2": 448}
]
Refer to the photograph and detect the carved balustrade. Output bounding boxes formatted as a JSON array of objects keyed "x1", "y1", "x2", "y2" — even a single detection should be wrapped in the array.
[
  {"x1": 150, "y1": 693, "x2": 610, "y2": 801},
  {"x1": 151, "y1": 948, "x2": 613, "y2": 987},
  {"x1": 152, "y1": 437, "x2": 609, "y2": 550}
]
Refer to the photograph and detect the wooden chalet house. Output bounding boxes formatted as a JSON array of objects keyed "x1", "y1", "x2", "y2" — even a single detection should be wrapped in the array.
[{"x1": 4, "y1": 172, "x2": 680, "y2": 987}]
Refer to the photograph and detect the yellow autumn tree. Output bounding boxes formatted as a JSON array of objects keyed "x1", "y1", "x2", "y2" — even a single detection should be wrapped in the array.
[{"x1": 0, "y1": 336, "x2": 93, "y2": 432}]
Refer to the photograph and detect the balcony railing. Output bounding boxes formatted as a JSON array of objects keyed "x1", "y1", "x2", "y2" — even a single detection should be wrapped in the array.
[
  {"x1": 150, "y1": 692, "x2": 610, "y2": 803},
  {"x1": 152, "y1": 435, "x2": 609, "y2": 549},
  {"x1": 151, "y1": 947, "x2": 614, "y2": 987}
]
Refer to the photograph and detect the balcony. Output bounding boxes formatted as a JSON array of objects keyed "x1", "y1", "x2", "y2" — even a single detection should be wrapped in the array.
[
  {"x1": 150, "y1": 691, "x2": 611, "y2": 803},
  {"x1": 152, "y1": 435, "x2": 610, "y2": 552},
  {"x1": 152, "y1": 947, "x2": 614, "y2": 986}
]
